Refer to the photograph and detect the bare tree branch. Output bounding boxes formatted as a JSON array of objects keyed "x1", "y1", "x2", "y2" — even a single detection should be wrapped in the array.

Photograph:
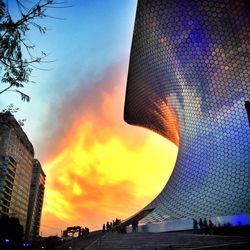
[
  {"x1": 0, "y1": 83, "x2": 12, "y2": 94},
  {"x1": 0, "y1": 0, "x2": 67, "y2": 101}
]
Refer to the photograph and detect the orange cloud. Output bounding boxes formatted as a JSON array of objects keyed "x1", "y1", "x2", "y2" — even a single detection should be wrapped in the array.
[{"x1": 40, "y1": 61, "x2": 178, "y2": 236}]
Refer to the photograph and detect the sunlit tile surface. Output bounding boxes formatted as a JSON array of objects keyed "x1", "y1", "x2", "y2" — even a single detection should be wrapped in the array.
[{"x1": 124, "y1": 0, "x2": 250, "y2": 223}]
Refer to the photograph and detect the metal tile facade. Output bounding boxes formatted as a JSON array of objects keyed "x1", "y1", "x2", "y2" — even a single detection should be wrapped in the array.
[{"x1": 124, "y1": 0, "x2": 250, "y2": 224}]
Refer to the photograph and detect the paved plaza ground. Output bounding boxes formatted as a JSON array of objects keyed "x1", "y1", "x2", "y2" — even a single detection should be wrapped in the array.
[{"x1": 57, "y1": 231, "x2": 250, "y2": 250}]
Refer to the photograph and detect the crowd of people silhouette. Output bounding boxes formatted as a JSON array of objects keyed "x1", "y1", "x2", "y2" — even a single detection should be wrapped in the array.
[
  {"x1": 193, "y1": 218, "x2": 215, "y2": 234},
  {"x1": 102, "y1": 218, "x2": 121, "y2": 232},
  {"x1": 78, "y1": 227, "x2": 89, "y2": 239},
  {"x1": 102, "y1": 218, "x2": 128, "y2": 234}
]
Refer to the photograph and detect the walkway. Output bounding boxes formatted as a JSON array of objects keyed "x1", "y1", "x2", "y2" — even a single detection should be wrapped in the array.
[{"x1": 58, "y1": 231, "x2": 250, "y2": 250}]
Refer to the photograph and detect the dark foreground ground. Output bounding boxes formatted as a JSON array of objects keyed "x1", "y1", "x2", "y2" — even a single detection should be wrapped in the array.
[{"x1": 56, "y1": 231, "x2": 250, "y2": 250}]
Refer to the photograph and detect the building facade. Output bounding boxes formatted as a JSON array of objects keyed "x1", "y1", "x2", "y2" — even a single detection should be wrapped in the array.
[
  {"x1": 0, "y1": 111, "x2": 34, "y2": 233},
  {"x1": 124, "y1": 0, "x2": 250, "y2": 230},
  {"x1": 26, "y1": 159, "x2": 46, "y2": 240}
]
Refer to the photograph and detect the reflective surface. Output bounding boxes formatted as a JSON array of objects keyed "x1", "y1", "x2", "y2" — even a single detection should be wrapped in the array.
[{"x1": 124, "y1": 0, "x2": 250, "y2": 224}]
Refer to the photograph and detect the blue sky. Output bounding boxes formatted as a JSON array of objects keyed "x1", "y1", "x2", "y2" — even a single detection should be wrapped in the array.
[
  {"x1": 1, "y1": 1, "x2": 179, "y2": 235},
  {"x1": 0, "y1": 0, "x2": 137, "y2": 152}
]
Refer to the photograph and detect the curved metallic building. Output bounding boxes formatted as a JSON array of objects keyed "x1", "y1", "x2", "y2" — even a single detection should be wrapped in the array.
[{"x1": 124, "y1": 0, "x2": 250, "y2": 229}]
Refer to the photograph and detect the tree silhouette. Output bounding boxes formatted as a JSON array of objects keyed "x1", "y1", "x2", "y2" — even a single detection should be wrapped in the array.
[
  {"x1": 2, "y1": 103, "x2": 27, "y2": 126},
  {"x1": 0, "y1": 0, "x2": 67, "y2": 101}
]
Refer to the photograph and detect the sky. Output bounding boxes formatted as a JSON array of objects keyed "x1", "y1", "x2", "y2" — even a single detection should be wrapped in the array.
[{"x1": 0, "y1": 0, "x2": 178, "y2": 236}]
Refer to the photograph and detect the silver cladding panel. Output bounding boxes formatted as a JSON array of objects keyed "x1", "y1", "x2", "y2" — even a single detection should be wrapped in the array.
[{"x1": 124, "y1": 0, "x2": 250, "y2": 224}]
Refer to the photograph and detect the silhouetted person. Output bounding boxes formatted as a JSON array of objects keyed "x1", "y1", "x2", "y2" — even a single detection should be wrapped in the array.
[
  {"x1": 193, "y1": 219, "x2": 198, "y2": 234},
  {"x1": 135, "y1": 220, "x2": 139, "y2": 232},
  {"x1": 208, "y1": 220, "x2": 214, "y2": 234},
  {"x1": 102, "y1": 224, "x2": 106, "y2": 232},
  {"x1": 203, "y1": 218, "x2": 208, "y2": 234},
  {"x1": 198, "y1": 218, "x2": 204, "y2": 234},
  {"x1": 106, "y1": 222, "x2": 110, "y2": 231},
  {"x1": 79, "y1": 227, "x2": 82, "y2": 239},
  {"x1": 81, "y1": 228, "x2": 85, "y2": 239},
  {"x1": 116, "y1": 220, "x2": 122, "y2": 234},
  {"x1": 132, "y1": 219, "x2": 138, "y2": 232},
  {"x1": 115, "y1": 218, "x2": 119, "y2": 226},
  {"x1": 245, "y1": 101, "x2": 250, "y2": 127},
  {"x1": 85, "y1": 227, "x2": 89, "y2": 239},
  {"x1": 132, "y1": 219, "x2": 136, "y2": 232}
]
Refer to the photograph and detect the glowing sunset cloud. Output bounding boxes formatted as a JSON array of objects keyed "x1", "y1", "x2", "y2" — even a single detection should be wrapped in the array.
[{"x1": 40, "y1": 62, "x2": 178, "y2": 236}]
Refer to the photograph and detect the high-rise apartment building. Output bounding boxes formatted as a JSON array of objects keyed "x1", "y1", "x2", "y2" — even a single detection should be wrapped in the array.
[
  {"x1": 0, "y1": 112, "x2": 34, "y2": 233},
  {"x1": 26, "y1": 159, "x2": 46, "y2": 240},
  {"x1": 0, "y1": 112, "x2": 46, "y2": 240}
]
